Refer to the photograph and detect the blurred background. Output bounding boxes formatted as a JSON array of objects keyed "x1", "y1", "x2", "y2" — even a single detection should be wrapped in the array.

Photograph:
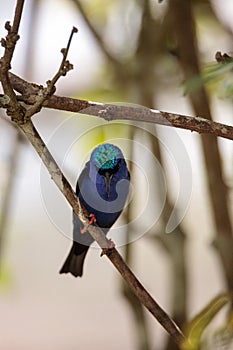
[{"x1": 0, "y1": 1, "x2": 232, "y2": 349}]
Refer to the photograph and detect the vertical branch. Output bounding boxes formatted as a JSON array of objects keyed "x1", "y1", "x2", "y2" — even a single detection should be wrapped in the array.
[
  {"x1": 169, "y1": 0, "x2": 233, "y2": 292},
  {"x1": 1, "y1": 0, "x2": 25, "y2": 65},
  {"x1": 0, "y1": 0, "x2": 25, "y2": 119}
]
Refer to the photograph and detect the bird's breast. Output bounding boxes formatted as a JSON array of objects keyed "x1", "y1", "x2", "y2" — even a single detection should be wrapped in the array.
[{"x1": 78, "y1": 176, "x2": 129, "y2": 229}]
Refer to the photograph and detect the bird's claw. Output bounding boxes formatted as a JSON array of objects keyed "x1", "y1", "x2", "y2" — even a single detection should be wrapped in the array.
[
  {"x1": 100, "y1": 238, "x2": 115, "y2": 256},
  {"x1": 88, "y1": 213, "x2": 97, "y2": 225},
  {"x1": 80, "y1": 213, "x2": 97, "y2": 234}
]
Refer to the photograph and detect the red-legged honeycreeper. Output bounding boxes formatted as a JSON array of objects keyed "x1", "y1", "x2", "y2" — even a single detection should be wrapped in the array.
[{"x1": 60, "y1": 143, "x2": 130, "y2": 277}]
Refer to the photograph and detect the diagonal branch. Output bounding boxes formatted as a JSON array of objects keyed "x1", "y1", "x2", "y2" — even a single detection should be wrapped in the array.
[
  {"x1": 19, "y1": 119, "x2": 185, "y2": 346},
  {"x1": 0, "y1": 4, "x2": 186, "y2": 346}
]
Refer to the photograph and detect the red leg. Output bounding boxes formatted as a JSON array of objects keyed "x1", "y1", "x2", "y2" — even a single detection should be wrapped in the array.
[
  {"x1": 88, "y1": 213, "x2": 96, "y2": 225},
  {"x1": 80, "y1": 213, "x2": 97, "y2": 234}
]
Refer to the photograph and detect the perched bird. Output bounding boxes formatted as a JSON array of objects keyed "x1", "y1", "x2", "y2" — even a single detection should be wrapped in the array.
[{"x1": 60, "y1": 143, "x2": 130, "y2": 277}]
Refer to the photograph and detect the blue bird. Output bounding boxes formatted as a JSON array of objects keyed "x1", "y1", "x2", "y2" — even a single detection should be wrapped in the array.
[{"x1": 60, "y1": 143, "x2": 130, "y2": 277}]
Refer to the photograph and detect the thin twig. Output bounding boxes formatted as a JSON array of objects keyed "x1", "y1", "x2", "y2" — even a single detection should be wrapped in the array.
[
  {"x1": 24, "y1": 27, "x2": 78, "y2": 119},
  {"x1": 48, "y1": 26, "x2": 78, "y2": 86}
]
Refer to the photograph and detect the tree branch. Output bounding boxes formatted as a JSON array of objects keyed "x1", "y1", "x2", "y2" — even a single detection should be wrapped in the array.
[{"x1": 3, "y1": 72, "x2": 233, "y2": 141}]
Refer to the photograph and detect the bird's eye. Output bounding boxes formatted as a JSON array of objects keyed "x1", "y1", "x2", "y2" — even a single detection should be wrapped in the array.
[
  {"x1": 95, "y1": 164, "x2": 105, "y2": 175},
  {"x1": 95, "y1": 164, "x2": 106, "y2": 175}
]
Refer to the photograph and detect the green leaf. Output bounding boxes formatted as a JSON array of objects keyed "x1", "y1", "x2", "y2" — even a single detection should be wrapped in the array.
[
  {"x1": 184, "y1": 61, "x2": 233, "y2": 98},
  {"x1": 182, "y1": 294, "x2": 231, "y2": 350},
  {"x1": 183, "y1": 74, "x2": 204, "y2": 96}
]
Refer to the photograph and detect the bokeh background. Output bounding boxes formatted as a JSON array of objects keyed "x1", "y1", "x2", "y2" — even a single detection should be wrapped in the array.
[{"x1": 0, "y1": 1, "x2": 232, "y2": 350}]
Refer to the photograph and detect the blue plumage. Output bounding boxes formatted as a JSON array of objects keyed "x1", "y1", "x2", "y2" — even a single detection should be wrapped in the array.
[{"x1": 60, "y1": 143, "x2": 130, "y2": 277}]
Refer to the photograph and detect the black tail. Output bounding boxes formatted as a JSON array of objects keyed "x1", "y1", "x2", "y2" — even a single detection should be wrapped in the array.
[{"x1": 59, "y1": 242, "x2": 89, "y2": 277}]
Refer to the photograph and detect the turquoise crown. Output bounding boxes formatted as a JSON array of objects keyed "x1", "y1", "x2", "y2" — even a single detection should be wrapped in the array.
[{"x1": 91, "y1": 143, "x2": 123, "y2": 170}]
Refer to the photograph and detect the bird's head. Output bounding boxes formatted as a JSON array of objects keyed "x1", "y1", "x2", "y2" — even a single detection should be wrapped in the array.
[{"x1": 90, "y1": 143, "x2": 127, "y2": 197}]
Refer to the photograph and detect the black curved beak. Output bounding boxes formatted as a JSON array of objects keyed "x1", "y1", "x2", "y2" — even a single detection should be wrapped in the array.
[{"x1": 104, "y1": 172, "x2": 113, "y2": 198}]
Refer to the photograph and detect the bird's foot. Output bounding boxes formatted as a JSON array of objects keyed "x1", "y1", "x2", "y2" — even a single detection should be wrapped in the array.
[
  {"x1": 88, "y1": 213, "x2": 97, "y2": 225},
  {"x1": 80, "y1": 213, "x2": 97, "y2": 234},
  {"x1": 100, "y1": 238, "x2": 115, "y2": 256}
]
